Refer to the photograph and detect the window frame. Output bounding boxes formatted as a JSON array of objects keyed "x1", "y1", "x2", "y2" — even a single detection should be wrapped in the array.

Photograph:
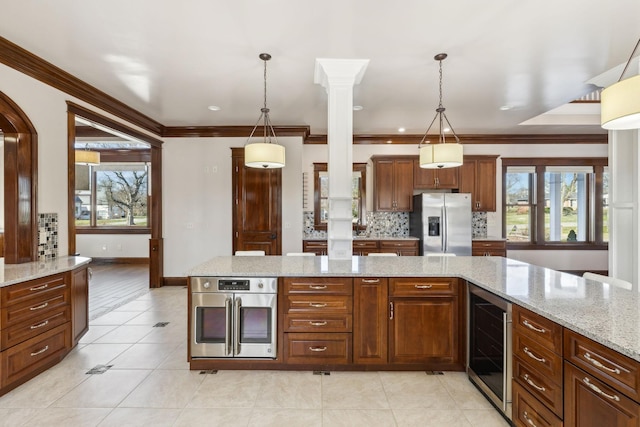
[
  {"x1": 502, "y1": 157, "x2": 608, "y2": 250},
  {"x1": 75, "y1": 149, "x2": 151, "y2": 235},
  {"x1": 313, "y1": 163, "x2": 367, "y2": 231}
]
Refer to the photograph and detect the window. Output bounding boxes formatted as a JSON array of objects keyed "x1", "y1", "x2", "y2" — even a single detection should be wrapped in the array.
[
  {"x1": 313, "y1": 163, "x2": 366, "y2": 230},
  {"x1": 75, "y1": 149, "x2": 151, "y2": 232},
  {"x1": 503, "y1": 158, "x2": 608, "y2": 248}
]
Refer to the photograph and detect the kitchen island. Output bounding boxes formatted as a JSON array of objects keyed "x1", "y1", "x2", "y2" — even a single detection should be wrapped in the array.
[{"x1": 189, "y1": 255, "x2": 640, "y2": 426}]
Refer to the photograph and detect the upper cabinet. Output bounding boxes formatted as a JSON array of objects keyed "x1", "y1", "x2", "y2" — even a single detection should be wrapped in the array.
[
  {"x1": 413, "y1": 159, "x2": 459, "y2": 190},
  {"x1": 372, "y1": 156, "x2": 414, "y2": 211},
  {"x1": 459, "y1": 155, "x2": 498, "y2": 212}
]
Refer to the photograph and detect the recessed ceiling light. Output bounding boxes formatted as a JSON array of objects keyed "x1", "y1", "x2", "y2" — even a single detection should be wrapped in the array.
[
  {"x1": 353, "y1": 105, "x2": 363, "y2": 111},
  {"x1": 398, "y1": 127, "x2": 406, "y2": 133},
  {"x1": 499, "y1": 105, "x2": 512, "y2": 111},
  {"x1": 208, "y1": 105, "x2": 221, "y2": 111},
  {"x1": 386, "y1": 140, "x2": 393, "y2": 144},
  {"x1": 443, "y1": 127, "x2": 451, "y2": 133}
]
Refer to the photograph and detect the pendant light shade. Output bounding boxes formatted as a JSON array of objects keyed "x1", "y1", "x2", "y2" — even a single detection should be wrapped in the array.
[
  {"x1": 418, "y1": 53, "x2": 463, "y2": 169},
  {"x1": 75, "y1": 146, "x2": 100, "y2": 165},
  {"x1": 244, "y1": 53, "x2": 285, "y2": 169},
  {"x1": 601, "y1": 39, "x2": 640, "y2": 130}
]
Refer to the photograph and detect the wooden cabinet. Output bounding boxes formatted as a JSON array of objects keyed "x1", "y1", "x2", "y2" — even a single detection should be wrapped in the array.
[
  {"x1": 472, "y1": 240, "x2": 506, "y2": 257},
  {"x1": 302, "y1": 240, "x2": 327, "y2": 255},
  {"x1": 71, "y1": 267, "x2": 89, "y2": 346},
  {"x1": 459, "y1": 155, "x2": 497, "y2": 212},
  {"x1": 372, "y1": 156, "x2": 414, "y2": 211},
  {"x1": 353, "y1": 240, "x2": 378, "y2": 256},
  {"x1": 388, "y1": 278, "x2": 460, "y2": 366},
  {"x1": 513, "y1": 305, "x2": 564, "y2": 422},
  {"x1": 303, "y1": 239, "x2": 418, "y2": 256},
  {"x1": 513, "y1": 381, "x2": 563, "y2": 427},
  {"x1": 353, "y1": 277, "x2": 388, "y2": 364},
  {"x1": 283, "y1": 277, "x2": 353, "y2": 364},
  {"x1": 379, "y1": 240, "x2": 419, "y2": 256},
  {"x1": 413, "y1": 159, "x2": 459, "y2": 189}
]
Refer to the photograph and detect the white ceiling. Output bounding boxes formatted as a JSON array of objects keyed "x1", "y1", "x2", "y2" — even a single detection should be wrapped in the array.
[{"x1": 2, "y1": 0, "x2": 639, "y2": 135}]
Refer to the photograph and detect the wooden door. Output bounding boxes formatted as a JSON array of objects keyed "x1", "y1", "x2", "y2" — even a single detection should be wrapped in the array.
[
  {"x1": 374, "y1": 159, "x2": 395, "y2": 211},
  {"x1": 353, "y1": 277, "x2": 388, "y2": 364},
  {"x1": 476, "y1": 157, "x2": 497, "y2": 211},
  {"x1": 232, "y1": 148, "x2": 282, "y2": 255},
  {"x1": 435, "y1": 167, "x2": 460, "y2": 189},
  {"x1": 458, "y1": 159, "x2": 476, "y2": 206},
  {"x1": 393, "y1": 159, "x2": 414, "y2": 211},
  {"x1": 413, "y1": 160, "x2": 438, "y2": 189}
]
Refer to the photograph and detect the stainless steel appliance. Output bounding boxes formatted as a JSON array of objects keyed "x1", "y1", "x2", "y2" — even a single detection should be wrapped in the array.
[
  {"x1": 467, "y1": 284, "x2": 512, "y2": 421},
  {"x1": 191, "y1": 277, "x2": 277, "y2": 359},
  {"x1": 410, "y1": 193, "x2": 472, "y2": 255}
]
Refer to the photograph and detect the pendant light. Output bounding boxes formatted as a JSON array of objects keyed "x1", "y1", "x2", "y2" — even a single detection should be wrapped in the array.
[
  {"x1": 75, "y1": 144, "x2": 100, "y2": 165},
  {"x1": 601, "y1": 38, "x2": 640, "y2": 130},
  {"x1": 418, "y1": 53, "x2": 463, "y2": 169},
  {"x1": 244, "y1": 53, "x2": 285, "y2": 169}
]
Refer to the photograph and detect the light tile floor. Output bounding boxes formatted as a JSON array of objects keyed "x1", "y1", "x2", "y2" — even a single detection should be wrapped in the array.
[{"x1": 0, "y1": 287, "x2": 510, "y2": 427}]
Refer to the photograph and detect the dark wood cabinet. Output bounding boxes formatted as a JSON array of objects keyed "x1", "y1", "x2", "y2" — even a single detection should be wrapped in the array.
[
  {"x1": 413, "y1": 159, "x2": 459, "y2": 189},
  {"x1": 372, "y1": 157, "x2": 414, "y2": 211},
  {"x1": 379, "y1": 240, "x2": 418, "y2": 256},
  {"x1": 303, "y1": 239, "x2": 418, "y2": 256},
  {"x1": 472, "y1": 240, "x2": 506, "y2": 256},
  {"x1": 302, "y1": 240, "x2": 327, "y2": 255},
  {"x1": 353, "y1": 240, "x2": 378, "y2": 256},
  {"x1": 71, "y1": 267, "x2": 89, "y2": 346},
  {"x1": 353, "y1": 277, "x2": 388, "y2": 364},
  {"x1": 388, "y1": 278, "x2": 460, "y2": 367},
  {"x1": 459, "y1": 155, "x2": 497, "y2": 212}
]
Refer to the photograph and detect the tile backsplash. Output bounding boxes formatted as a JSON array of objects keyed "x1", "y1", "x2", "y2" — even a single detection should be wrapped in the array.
[
  {"x1": 304, "y1": 210, "x2": 488, "y2": 239},
  {"x1": 38, "y1": 213, "x2": 58, "y2": 261}
]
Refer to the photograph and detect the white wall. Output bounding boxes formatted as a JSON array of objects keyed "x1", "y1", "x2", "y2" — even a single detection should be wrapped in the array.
[{"x1": 76, "y1": 234, "x2": 150, "y2": 258}]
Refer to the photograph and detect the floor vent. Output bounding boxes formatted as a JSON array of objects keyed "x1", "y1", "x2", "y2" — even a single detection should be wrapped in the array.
[
  {"x1": 313, "y1": 371, "x2": 331, "y2": 376},
  {"x1": 425, "y1": 371, "x2": 444, "y2": 375},
  {"x1": 153, "y1": 322, "x2": 170, "y2": 327},
  {"x1": 86, "y1": 364, "x2": 113, "y2": 375},
  {"x1": 200, "y1": 370, "x2": 218, "y2": 375}
]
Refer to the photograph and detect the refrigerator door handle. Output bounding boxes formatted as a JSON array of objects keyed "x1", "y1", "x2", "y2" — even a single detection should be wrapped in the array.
[{"x1": 442, "y1": 205, "x2": 447, "y2": 252}]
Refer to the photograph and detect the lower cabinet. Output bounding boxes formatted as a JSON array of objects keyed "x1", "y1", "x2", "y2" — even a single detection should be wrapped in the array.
[
  {"x1": 513, "y1": 381, "x2": 563, "y2": 427},
  {"x1": 71, "y1": 266, "x2": 89, "y2": 346},
  {"x1": 353, "y1": 277, "x2": 388, "y2": 364},
  {"x1": 302, "y1": 239, "x2": 419, "y2": 256},
  {"x1": 472, "y1": 240, "x2": 506, "y2": 257}
]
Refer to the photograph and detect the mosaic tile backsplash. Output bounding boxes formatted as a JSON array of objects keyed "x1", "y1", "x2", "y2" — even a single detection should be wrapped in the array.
[
  {"x1": 304, "y1": 210, "x2": 488, "y2": 239},
  {"x1": 38, "y1": 213, "x2": 58, "y2": 261}
]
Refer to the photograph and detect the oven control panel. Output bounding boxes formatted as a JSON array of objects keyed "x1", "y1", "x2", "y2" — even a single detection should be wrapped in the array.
[
  {"x1": 218, "y1": 279, "x2": 250, "y2": 291},
  {"x1": 191, "y1": 277, "x2": 277, "y2": 294}
]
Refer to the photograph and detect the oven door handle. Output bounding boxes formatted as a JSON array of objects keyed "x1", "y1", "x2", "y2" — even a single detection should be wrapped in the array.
[
  {"x1": 503, "y1": 310, "x2": 513, "y2": 412},
  {"x1": 225, "y1": 297, "x2": 233, "y2": 356},
  {"x1": 234, "y1": 297, "x2": 241, "y2": 356}
]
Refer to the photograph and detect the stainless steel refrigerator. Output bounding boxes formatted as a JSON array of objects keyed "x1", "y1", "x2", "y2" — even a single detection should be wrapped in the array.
[{"x1": 410, "y1": 193, "x2": 472, "y2": 255}]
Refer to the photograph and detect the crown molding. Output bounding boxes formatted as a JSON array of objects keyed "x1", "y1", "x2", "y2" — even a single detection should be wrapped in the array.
[
  {"x1": 304, "y1": 133, "x2": 607, "y2": 145},
  {"x1": 162, "y1": 125, "x2": 311, "y2": 139}
]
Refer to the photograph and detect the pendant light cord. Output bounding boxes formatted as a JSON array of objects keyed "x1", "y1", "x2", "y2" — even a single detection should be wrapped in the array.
[{"x1": 618, "y1": 38, "x2": 640, "y2": 82}]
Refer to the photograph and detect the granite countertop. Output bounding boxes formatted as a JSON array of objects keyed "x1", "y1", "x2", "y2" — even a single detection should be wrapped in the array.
[
  {"x1": 189, "y1": 255, "x2": 640, "y2": 363},
  {"x1": 0, "y1": 256, "x2": 92, "y2": 288}
]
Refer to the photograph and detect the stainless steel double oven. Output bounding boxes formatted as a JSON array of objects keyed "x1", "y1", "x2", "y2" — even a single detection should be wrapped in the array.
[{"x1": 191, "y1": 277, "x2": 277, "y2": 359}]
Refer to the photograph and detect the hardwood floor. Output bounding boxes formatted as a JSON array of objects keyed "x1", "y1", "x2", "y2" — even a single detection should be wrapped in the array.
[{"x1": 88, "y1": 262, "x2": 150, "y2": 320}]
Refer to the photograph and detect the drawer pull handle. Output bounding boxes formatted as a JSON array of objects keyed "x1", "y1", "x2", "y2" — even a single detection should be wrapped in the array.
[
  {"x1": 30, "y1": 302, "x2": 49, "y2": 311},
  {"x1": 362, "y1": 279, "x2": 380, "y2": 283},
  {"x1": 309, "y1": 285, "x2": 327, "y2": 290},
  {"x1": 30, "y1": 320, "x2": 49, "y2": 330},
  {"x1": 30, "y1": 345, "x2": 49, "y2": 357},
  {"x1": 584, "y1": 352, "x2": 621, "y2": 375},
  {"x1": 309, "y1": 303, "x2": 327, "y2": 308},
  {"x1": 29, "y1": 284, "x2": 49, "y2": 292},
  {"x1": 414, "y1": 284, "x2": 433, "y2": 289},
  {"x1": 522, "y1": 320, "x2": 546, "y2": 334},
  {"x1": 523, "y1": 347, "x2": 546, "y2": 363},
  {"x1": 309, "y1": 321, "x2": 327, "y2": 326},
  {"x1": 583, "y1": 377, "x2": 620, "y2": 401},
  {"x1": 522, "y1": 411, "x2": 538, "y2": 427},
  {"x1": 309, "y1": 346, "x2": 327, "y2": 352},
  {"x1": 522, "y1": 374, "x2": 545, "y2": 392}
]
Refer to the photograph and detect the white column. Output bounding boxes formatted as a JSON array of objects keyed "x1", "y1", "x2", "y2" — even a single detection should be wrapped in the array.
[
  {"x1": 608, "y1": 129, "x2": 640, "y2": 290},
  {"x1": 314, "y1": 58, "x2": 369, "y2": 260}
]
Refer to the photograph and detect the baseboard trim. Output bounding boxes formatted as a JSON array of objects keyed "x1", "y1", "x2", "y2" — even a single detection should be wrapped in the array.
[
  {"x1": 163, "y1": 277, "x2": 187, "y2": 286},
  {"x1": 91, "y1": 257, "x2": 150, "y2": 265}
]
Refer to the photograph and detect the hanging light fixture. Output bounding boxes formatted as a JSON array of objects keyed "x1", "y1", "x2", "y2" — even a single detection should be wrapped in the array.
[
  {"x1": 75, "y1": 144, "x2": 100, "y2": 165},
  {"x1": 418, "y1": 53, "x2": 463, "y2": 169},
  {"x1": 244, "y1": 53, "x2": 286, "y2": 169},
  {"x1": 601, "y1": 38, "x2": 640, "y2": 130}
]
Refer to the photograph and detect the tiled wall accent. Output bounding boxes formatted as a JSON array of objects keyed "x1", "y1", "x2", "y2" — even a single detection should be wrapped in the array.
[
  {"x1": 38, "y1": 213, "x2": 58, "y2": 261},
  {"x1": 303, "y1": 211, "x2": 409, "y2": 238},
  {"x1": 472, "y1": 211, "x2": 487, "y2": 238}
]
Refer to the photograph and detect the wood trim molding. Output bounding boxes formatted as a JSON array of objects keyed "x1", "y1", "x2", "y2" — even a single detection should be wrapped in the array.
[
  {"x1": 163, "y1": 277, "x2": 187, "y2": 287},
  {"x1": 162, "y1": 125, "x2": 311, "y2": 139},
  {"x1": 304, "y1": 133, "x2": 608, "y2": 145},
  {"x1": 0, "y1": 36, "x2": 163, "y2": 136}
]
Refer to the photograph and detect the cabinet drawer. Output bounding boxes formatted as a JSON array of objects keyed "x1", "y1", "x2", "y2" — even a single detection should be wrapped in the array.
[
  {"x1": 284, "y1": 277, "x2": 352, "y2": 295},
  {"x1": 389, "y1": 278, "x2": 457, "y2": 296},
  {"x1": 1, "y1": 290, "x2": 69, "y2": 328},
  {"x1": 353, "y1": 241, "x2": 378, "y2": 250},
  {"x1": 514, "y1": 331, "x2": 563, "y2": 385},
  {"x1": 285, "y1": 295, "x2": 352, "y2": 314},
  {"x1": 512, "y1": 381, "x2": 563, "y2": 427},
  {"x1": 564, "y1": 329, "x2": 640, "y2": 402},
  {"x1": 513, "y1": 305, "x2": 563, "y2": 354},
  {"x1": 379, "y1": 240, "x2": 418, "y2": 249},
  {"x1": 284, "y1": 333, "x2": 352, "y2": 364},
  {"x1": 472, "y1": 240, "x2": 506, "y2": 250},
  {"x1": 1, "y1": 274, "x2": 67, "y2": 307},
  {"x1": 472, "y1": 249, "x2": 506, "y2": 257},
  {"x1": 1, "y1": 323, "x2": 70, "y2": 387},
  {"x1": 1, "y1": 307, "x2": 70, "y2": 350},
  {"x1": 514, "y1": 357, "x2": 564, "y2": 417},
  {"x1": 284, "y1": 314, "x2": 352, "y2": 333}
]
